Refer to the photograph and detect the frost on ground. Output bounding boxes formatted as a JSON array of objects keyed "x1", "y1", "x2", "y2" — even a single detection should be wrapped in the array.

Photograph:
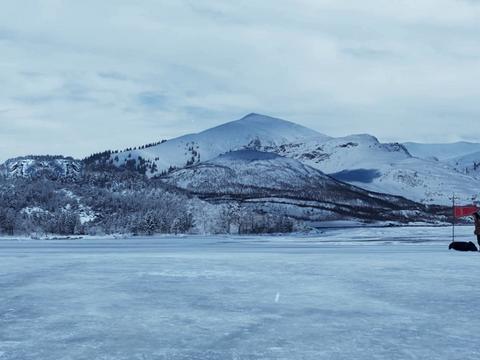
[{"x1": 0, "y1": 227, "x2": 479, "y2": 360}]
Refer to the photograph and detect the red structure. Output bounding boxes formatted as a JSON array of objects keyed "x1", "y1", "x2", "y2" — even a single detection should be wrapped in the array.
[{"x1": 454, "y1": 205, "x2": 479, "y2": 218}]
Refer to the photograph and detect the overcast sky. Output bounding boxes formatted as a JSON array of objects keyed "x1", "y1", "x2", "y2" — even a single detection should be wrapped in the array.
[{"x1": 1, "y1": 0, "x2": 480, "y2": 161}]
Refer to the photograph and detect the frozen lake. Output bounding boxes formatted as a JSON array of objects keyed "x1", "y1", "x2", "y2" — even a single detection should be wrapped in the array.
[{"x1": 1, "y1": 226, "x2": 479, "y2": 360}]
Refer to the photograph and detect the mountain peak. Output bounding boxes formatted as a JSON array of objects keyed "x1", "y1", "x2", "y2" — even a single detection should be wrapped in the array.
[
  {"x1": 241, "y1": 112, "x2": 263, "y2": 119},
  {"x1": 238, "y1": 112, "x2": 283, "y2": 122},
  {"x1": 237, "y1": 113, "x2": 296, "y2": 125},
  {"x1": 198, "y1": 113, "x2": 328, "y2": 143}
]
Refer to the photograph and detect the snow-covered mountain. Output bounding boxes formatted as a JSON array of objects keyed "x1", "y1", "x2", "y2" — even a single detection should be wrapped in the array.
[
  {"x1": 105, "y1": 113, "x2": 480, "y2": 206},
  {"x1": 0, "y1": 156, "x2": 82, "y2": 179},
  {"x1": 110, "y1": 113, "x2": 327, "y2": 174},
  {"x1": 161, "y1": 150, "x2": 441, "y2": 225}
]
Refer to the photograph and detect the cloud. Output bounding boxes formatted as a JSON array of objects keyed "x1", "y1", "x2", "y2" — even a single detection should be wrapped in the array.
[
  {"x1": 97, "y1": 71, "x2": 130, "y2": 81},
  {"x1": 137, "y1": 92, "x2": 169, "y2": 109},
  {"x1": 0, "y1": 0, "x2": 480, "y2": 162},
  {"x1": 341, "y1": 47, "x2": 398, "y2": 60}
]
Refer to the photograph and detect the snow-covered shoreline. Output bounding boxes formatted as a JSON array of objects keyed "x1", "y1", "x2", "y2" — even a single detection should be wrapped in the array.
[{"x1": 0, "y1": 225, "x2": 474, "y2": 246}]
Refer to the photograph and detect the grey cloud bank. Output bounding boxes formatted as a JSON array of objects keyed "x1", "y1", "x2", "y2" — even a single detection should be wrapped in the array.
[{"x1": 0, "y1": 0, "x2": 480, "y2": 162}]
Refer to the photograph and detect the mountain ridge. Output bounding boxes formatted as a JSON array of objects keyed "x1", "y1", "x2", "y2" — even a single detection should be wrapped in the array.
[
  {"x1": 403, "y1": 141, "x2": 480, "y2": 161},
  {"x1": 2, "y1": 113, "x2": 480, "y2": 206}
]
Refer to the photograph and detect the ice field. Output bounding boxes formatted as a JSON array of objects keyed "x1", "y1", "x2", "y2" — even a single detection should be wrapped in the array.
[{"x1": 1, "y1": 226, "x2": 480, "y2": 360}]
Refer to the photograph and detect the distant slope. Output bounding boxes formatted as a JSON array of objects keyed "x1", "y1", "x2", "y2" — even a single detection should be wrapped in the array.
[
  {"x1": 267, "y1": 134, "x2": 411, "y2": 173},
  {"x1": 448, "y1": 151, "x2": 480, "y2": 179},
  {"x1": 266, "y1": 135, "x2": 480, "y2": 205},
  {"x1": 404, "y1": 142, "x2": 480, "y2": 161},
  {"x1": 161, "y1": 150, "x2": 443, "y2": 225},
  {"x1": 110, "y1": 113, "x2": 328, "y2": 175}
]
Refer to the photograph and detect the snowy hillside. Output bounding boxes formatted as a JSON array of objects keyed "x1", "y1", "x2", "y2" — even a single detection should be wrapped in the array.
[
  {"x1": 109, "y1": 113, "x2": 328, "y2": 175},
  {"x1": 448, "y1": 151, "x2": 480, "y2": 178},
  {"x1": 404, "y1": 141, "x2": 480, "y2": 161},
  {"x1": 161, "y1": 150, "x2": 441, "y2": 225},
  {"x1": 163, "y1": 150, "x2": 331, "y2": 191},
  {"x1": 337, "y1": 157, "x2": 480, "y2": 206},
  {"x1": 0, "y1": 156, "x2": 82, "y2": 179},
  {"x1": 265, "y1": 135, "x2": 480, "y2": 205},
  {"x1": 267, "y1": 134, "x2": 410, "y2": 174}
]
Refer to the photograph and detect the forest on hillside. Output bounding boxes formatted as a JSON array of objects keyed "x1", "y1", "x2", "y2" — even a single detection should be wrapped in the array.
[{"x1": 0, "y1": 165, "x2": 300, "y2": 237}]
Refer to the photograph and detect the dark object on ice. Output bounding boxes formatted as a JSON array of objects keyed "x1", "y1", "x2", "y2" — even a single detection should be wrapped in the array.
[{"x1": 449, "y1": 241, "x2": 478, "y2": 252}]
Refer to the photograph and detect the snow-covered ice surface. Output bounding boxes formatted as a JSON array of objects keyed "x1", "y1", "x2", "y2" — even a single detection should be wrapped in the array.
[{"x1": 1, "y1": 227, "x2": 480, "y2": 360}]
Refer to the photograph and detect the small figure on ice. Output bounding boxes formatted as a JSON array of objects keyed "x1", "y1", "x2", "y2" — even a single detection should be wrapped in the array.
[{"x1": 474, "y1": 212, "x2": 480, "y2": 249}]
